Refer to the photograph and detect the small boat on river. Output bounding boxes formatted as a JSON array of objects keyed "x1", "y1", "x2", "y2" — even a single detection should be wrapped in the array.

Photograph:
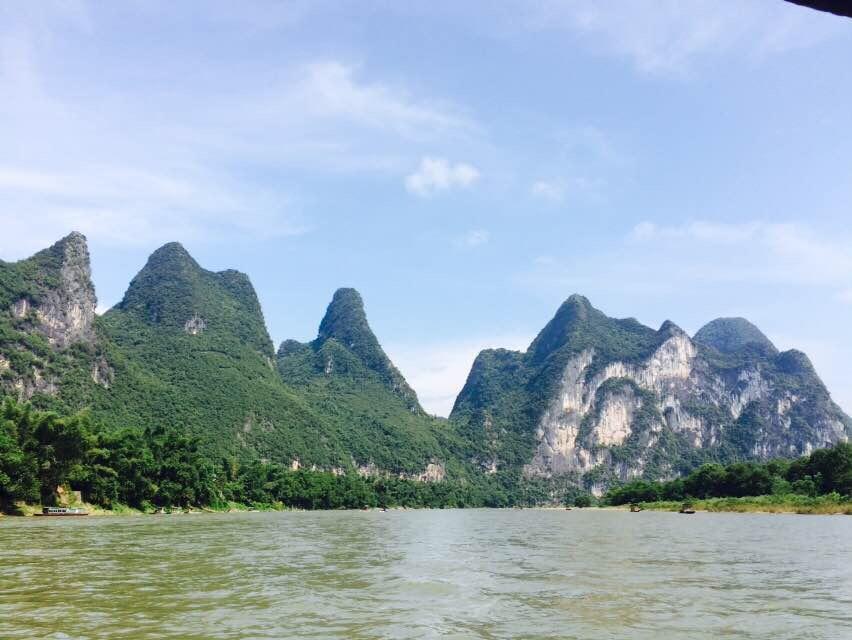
[
  {"x1": 679, "y1": 503, "x2": 696, "y2": 514},
  {"x1": 35, "y1": 507, "x2": 89, "y2": 517},
  {"x1": 629, "y1": 504, "x2": 642, "y2": 512}
]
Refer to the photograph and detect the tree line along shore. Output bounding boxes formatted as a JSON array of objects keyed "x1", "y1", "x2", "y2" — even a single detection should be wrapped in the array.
[{"x1": 1, "y1": 398, "x2": 850, "y2": 516}]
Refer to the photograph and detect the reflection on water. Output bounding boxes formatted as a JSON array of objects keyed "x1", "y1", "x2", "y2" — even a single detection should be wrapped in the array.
[{"x1": 1, "y1": 509, "x2": 851, "y2": 639}]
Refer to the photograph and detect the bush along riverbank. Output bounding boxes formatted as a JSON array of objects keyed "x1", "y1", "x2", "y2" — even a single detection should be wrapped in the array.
[{"x1": 603, "y1": 442, "x2": 852, "y2": 514}]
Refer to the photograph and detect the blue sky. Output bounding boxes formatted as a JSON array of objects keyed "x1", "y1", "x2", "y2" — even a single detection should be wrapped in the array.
[{"x1": 2, "y1": 1, "x2": 851, "y2": 416}]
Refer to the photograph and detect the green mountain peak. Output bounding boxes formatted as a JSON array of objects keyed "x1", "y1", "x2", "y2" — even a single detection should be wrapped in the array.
[
  {"x1": 318, "y1": 288, "x2": 371, "y2": 347},
  {"x1": 279, "y1": 288, "x2": 422, "y2": 412},
  {"x1": 112, "y1": 242, "x2": 272, "y2": 357},
  {"x1": 694, "y1": 317, "x2": 777, "y2": 355}
]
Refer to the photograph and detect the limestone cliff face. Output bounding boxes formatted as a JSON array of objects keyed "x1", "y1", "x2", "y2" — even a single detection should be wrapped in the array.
[
  {"x1": 0, "y1": 232, "x2": 100, "y2": 400},
  {"x1": 11, "y1": 232, "x2": 97, "y2": 348},
  {"x1": 452, "y1": 297, "x2": 851, "y2": 493},
  {"x1": 42, "y1": 233, "x2": 96, "y2": 347}
]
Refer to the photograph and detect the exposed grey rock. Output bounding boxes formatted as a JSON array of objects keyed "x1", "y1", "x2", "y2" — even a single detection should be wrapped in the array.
[
  {"x1": 33, "y1": 232, "x2": 97, "y2": 348},
  {"x1": 184, "y1": 313, "x2": 207, "y2": 335},
  {"x1": 91, "y1": 357, "x2": 114, "y2": 389}
]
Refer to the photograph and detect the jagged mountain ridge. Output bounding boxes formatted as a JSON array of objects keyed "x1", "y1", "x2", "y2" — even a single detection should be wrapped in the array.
[
  {"x1": 0, "y1": 233, "x2": 451, "y2": 477},
  {"x1": 451, "y1": 295, "x2": 851, "y2": 493},
  {"x1": 2, "y1": 234, "x2": 849, "y2": 492}
]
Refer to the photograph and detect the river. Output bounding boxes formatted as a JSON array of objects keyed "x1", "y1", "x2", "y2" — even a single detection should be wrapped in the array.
[{"x1": 1, "y1": 509, "x2": 850, "y2": 639}]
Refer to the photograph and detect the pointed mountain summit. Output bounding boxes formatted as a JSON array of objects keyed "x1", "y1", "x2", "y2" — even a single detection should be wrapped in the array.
[
  {"x1": 527, "y1": 293, "x2": 659, "y2": 367},
  {"x1": 694, "y1": 317, "x2": 777, "y2": 356},
  {"x1": 280, "y1": 288, "x2": 420, "y2": 411},
  {"x1": 113, "y1": 241, "x2": 273, "y2": 357},
  {"x1": 275, "y1": 288, "x2": 453, "y2": 474}
]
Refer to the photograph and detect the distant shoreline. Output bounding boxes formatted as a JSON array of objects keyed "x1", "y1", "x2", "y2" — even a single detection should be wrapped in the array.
[
  {"x1": 4, "y1": 498, "x2": 851, "y2": 518},
  {"x1": 608, "y1": 495, "x2": 852, "y2": 515}
]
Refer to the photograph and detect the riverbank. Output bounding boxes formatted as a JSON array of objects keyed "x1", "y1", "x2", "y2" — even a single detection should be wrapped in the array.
[
  {"x1": 628, "y1": 494, "x2": 852, "y2": 515},
  {"x1": 5, "y1": 496, "x2": 851, "y2": 517},
  {"x1": 0, "y1": 501, "x2": 294, "y2": 518}
]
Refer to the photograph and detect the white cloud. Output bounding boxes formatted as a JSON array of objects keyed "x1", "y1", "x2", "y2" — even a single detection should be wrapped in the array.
[
  {"x1": 517, "y1": 0, "x2": 848, "y2": 74},
  {"x1": 405, "y1": 157, "x2": 480, "y2": 197},
  {"x1": 455, "y1": 229, "x2": 490, "y2": 249},
  {"x1": 386, "y1": 334, "x2": 530, "y2": 417}
]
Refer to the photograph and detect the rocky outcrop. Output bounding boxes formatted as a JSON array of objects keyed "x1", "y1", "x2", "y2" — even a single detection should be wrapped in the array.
[
  {"x1": 14, "y1": 232, "x2": 97, "y2": 348},
  {"x1": 358, "y1": 460, "x2": 446, "y2": 482},
  {"x1": 39, "y1": 232, "x2": 96, "y2": 347},
  {"x1": 0, "y1": 232, "x2": 101, "y2": 401},
  {"x1": 184, "y1": 314, "x2": 206, "y2": 335},
  {"x1": 91, "y1": 357, "x2": 114, "y2": 389}
]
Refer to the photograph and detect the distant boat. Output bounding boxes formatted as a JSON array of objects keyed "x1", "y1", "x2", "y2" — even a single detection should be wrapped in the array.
[
  {"x1": 630, "y1": 504, "x2": 642, "y2": 512},
  {"x1": 679, "y1": 503, "x2": 696, "y2": 514},
  {"x1": 35, "y1": 507, "x2": 88, "y2": 517}
]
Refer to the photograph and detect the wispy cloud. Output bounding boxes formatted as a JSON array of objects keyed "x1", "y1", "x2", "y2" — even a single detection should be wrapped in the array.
[
  {"x1": 517, "y1": 0, "x2": 847, "y2": 74},
  {"x1": 629, "y1": 220, "x2": 852, "y2": 289},
  {"x1": 454, "y1": 229, "x2": 490, "y2": 249},
  {"x1": 531, "y1": 180, "x2": 565, "y2": 203},
  {"x1": 0, "y1": 165, "x2": 308, "y2": 258},
  {"x1": 531, "y1": 176, "x2": 605, "y2": 204},
  {"x1": 294, "y1": 62, "x2": 471, "y2": 139},
  {"x1": 522, "y1": 219, "x2": 852, "y2": 294},
  {"x1": 405, "y1": 157, "x2": 480, "y2": 197},
  {"x1": 0, "y1": 7, "x2": 480, "y2": 255}
]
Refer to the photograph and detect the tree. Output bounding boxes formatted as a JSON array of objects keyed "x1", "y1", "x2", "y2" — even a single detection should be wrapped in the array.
[{"x1": 572, "y1": 493, "x2": 593, "y2": 508}]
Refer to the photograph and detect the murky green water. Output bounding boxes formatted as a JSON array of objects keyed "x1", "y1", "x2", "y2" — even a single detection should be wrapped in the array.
[{"x1": 1, "y1": 509, "x2": 850, "y2": 639}]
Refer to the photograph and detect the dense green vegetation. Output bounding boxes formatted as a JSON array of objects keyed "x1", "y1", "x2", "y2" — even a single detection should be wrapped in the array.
[
  {"x1": 604, "y1": 442, "x2": 852, "y2": 506},
  {"x1": 276, "y1": 288, "x2": 462, "y2": 474},
  {"x1": 1, "y1": 398, "x2": 591, "y2": 512},
  {"x1": 89, "y1": 242, "x2": 347, "y2": 468},
  {"x1": 693, "y1": 317, "x2": 778, "y2": 356},
  {"x1": 3, "y1": 393, "x2": 848, "y2": 515}
]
